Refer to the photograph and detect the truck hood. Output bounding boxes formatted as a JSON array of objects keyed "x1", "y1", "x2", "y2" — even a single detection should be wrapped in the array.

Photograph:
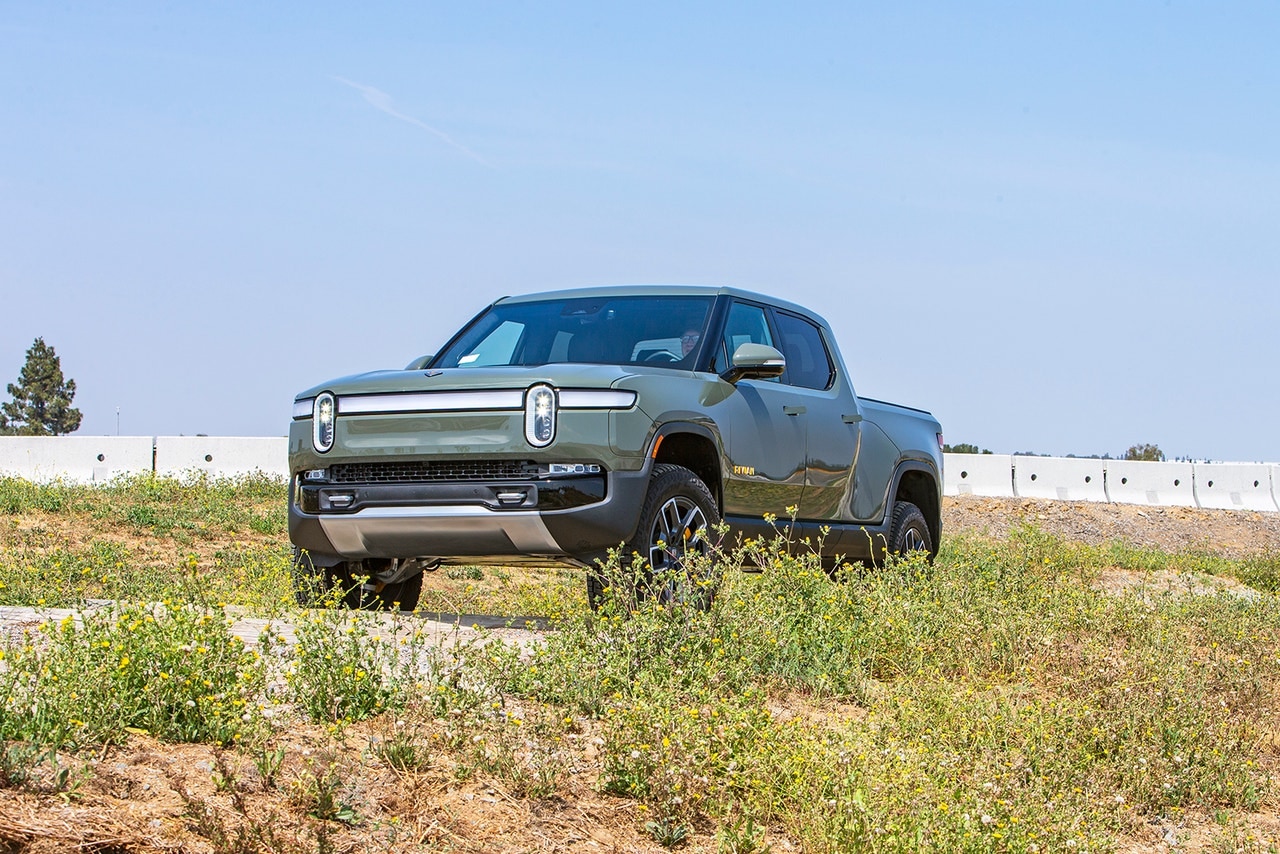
[{"x1": 295, "y1": 365, "x2": 640, "y2": 400}]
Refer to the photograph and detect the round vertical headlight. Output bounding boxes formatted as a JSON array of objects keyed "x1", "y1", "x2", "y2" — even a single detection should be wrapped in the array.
[
  {"x1": 313, "y1": 392, "x2": 336, "y2": 453},
  {"x1": 525, "y1": 384, "x2": 556, "y2": 447}
]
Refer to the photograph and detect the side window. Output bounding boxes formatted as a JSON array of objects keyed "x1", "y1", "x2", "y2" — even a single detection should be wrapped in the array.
[
  {"x1": 722, "y1": 301, "x2": 774, "y2": 352},
  {"x1": 717, "y1": 301, "x2": 780, "y2": 381},
  {"x1": 774, "y1": 312, "x2": 835, "y2": 390}
]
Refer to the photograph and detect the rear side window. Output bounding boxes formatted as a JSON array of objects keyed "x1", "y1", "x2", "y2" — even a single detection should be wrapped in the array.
[{"x1": 774, "y1": 311, "x2": 834, "y2": 390}]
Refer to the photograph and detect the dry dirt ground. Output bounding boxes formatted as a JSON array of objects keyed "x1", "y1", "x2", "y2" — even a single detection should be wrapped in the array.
[
  {"x1": 945, "y1": 495, "x2": 1280, "y2": 559},
  {"x1": 1, "y1": 497, "x2": 1278, "y2": 853}
]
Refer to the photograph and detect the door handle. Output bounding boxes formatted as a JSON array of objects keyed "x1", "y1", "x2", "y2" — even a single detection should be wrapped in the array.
[
  {"x1": 783, "y1": 406, "x2": 806, "y2": 416},
  {"x1": 842, "y1": 414, "x2": 862, "y2": 424}
]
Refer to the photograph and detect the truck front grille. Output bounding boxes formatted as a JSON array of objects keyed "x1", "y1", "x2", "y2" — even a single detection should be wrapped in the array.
[{"x1": 328, "y1": 460, "x2": 541, "y2": 484}]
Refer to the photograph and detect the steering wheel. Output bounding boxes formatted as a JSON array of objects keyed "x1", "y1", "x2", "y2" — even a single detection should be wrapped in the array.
[{"x1": 645, "y1": 351, "x2": 680, "y2": 363}]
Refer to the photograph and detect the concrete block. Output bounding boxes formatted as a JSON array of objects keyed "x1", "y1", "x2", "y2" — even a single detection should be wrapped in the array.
[
  {"x1": 1013, "y1": 456, "x2": 1108, "y2": 502},
  {"x1": 154, "y1": 436, "x2": 288, "y2": 480},
  {"x1": 0, "y1": 436, "x2": 154, "y2": 484},
  {"x1": 943, "y1": 453, "x2": 1015, "y2": 497},
  {"x1": 1193, "y1": 463, "x2": 1277, "y2": 512},
  {"x1": 1274, "y1": 466, "x2": 1280, "y2": 513},
  {"x1": 1104, "y1": 460, "x2": 1197, "y2": 508}
]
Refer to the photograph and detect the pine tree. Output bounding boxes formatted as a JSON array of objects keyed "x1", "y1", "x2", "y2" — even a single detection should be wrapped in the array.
[{"x1": 0, "y1": 338, "x2": 83, "y2": 436}]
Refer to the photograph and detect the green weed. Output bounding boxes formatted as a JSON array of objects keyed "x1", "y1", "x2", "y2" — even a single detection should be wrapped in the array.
[
  {"x1": 0, "y1": 601, "x2": 265, "y2": 748},
  {"x1": 289, "y1": 759, "x2": 361, "y2": 824},
  {"x1": 285, "y1": 599, "x2": 440, "y2": 726}
]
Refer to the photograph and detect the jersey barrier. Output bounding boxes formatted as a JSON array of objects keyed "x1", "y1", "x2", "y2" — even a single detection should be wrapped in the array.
[
  {"x1": 1103, "y1": 460, "x2": 1197, "y2": 508},
  {"x1": 2, "y1": 438, "x2": 1277, "y2": 513}
]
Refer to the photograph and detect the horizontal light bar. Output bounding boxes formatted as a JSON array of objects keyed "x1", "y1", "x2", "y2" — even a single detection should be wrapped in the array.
[
  {"x1": 558, "y1": 390, "x2": 637, "y2": 409},
  {"x1": 548, "y1": 463, "x2": 602, "y2": 475},
  {"x1": 338, "y1": 390, "x2": 525, "y2": 415},
  {"x1": 298, "y1": 387, "x2": 635, "y2": 419}
]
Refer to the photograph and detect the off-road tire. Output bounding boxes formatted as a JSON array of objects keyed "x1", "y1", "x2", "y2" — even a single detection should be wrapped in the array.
[
  {"x1": 586, "y1": 568, "x2": 607, "y2": 610},
  {"x1": 887, "y1": 501, "x2": 933, "y2": 558},
  {"x1": 600, "y1": 463, "x2": 721, "y2": 610},
  {"x1": 326, "y1": 560, "x2": 423, "y2": 612},
  {"x1": 290, "y1": 546, "x2": 325, "y2": 606}
]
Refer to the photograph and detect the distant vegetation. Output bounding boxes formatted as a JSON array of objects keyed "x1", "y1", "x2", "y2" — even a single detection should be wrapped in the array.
[
  {"x1": 957, "y1": 442, "x2": 1175, "y2": 462},
  {"x1": 941, "y1": 443, "x2": 992, "y2": 454},
  {"x1": 1123, "y1": 442, "x2": 1167, "y2": 462}
]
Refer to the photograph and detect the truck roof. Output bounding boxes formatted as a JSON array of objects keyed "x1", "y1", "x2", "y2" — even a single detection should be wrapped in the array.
[{"x1": 494, "y1": 284, "x2": 831, "y2": 329}]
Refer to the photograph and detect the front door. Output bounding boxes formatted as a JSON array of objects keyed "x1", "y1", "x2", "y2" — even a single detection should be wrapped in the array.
[
  {"x1": 770, "y1": 309, "x2": 860, "y2": 522},
  {"x1": 717, "y1": 301, "x2": 807, "y2": 519}
]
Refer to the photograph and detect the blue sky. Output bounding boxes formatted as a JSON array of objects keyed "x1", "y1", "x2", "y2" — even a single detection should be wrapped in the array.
[{"x1": 2, "y1": 2, "x2": 1277, "y2": 461}]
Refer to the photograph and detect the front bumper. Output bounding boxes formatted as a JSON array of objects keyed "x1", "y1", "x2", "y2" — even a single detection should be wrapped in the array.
[{"x1": 288, "y1": 463, "x2": 653, "y2": 566}]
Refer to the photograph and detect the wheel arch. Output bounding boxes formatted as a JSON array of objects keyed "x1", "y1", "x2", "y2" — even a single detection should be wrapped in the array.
[{"x1": 649, "y1": 422, "x2": 723, "y2": 511}]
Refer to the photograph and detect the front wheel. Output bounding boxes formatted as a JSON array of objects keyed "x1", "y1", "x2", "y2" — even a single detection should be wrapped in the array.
[
  {"x1": 299, "y1": 558, "x2": 424, "y2": 612},
  {"x1": 590, "y1": 463, "x2": 721, "y2": 610}
]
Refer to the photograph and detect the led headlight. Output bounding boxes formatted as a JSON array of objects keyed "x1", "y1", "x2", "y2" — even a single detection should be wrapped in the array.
[
  {"x1": 524, "y1": 384, "x2": 556, "y2": 447},
  {"x1": 313, "y1": 392, "x2": 336, "y2": 453}
]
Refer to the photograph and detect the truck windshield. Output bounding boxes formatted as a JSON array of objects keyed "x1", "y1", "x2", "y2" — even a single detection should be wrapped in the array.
[{"x1": 434, "y1": 295, "x2": 714, "y2": 368}]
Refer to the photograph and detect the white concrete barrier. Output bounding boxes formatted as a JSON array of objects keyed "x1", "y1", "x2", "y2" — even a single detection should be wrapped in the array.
[
  {"x1": 0, "y1": 436, "x2": 154, "y2": 484},
  {"x1": 4, "y1": 436, "x2": 1279, "y2": 517},
  {"x1": 944, "y1": 453, "x2": 1015, "y2": 497},
  {"x1": 1192, "y1": 463, "x2": 1278, "y2": 512},
  {"x1": 1104, "y1": 460, "x2": 1197, "y2": 508},
  {"x1": 1013, "y1": 456, "x2": 1109, "y2": 502},
  {"x1": 154, "y1": 436, "x2": 288, "y2": 479}
]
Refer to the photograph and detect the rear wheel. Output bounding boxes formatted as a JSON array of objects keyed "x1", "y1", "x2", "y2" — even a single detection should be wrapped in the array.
[
  {"x1": 586, "y1": 569, "x2": 607, "y2": 610},
  {"x1": 886, "y1": 501, "x2": 933, "y2": 558},
  {"x1": 590, "y1": 463, "x2": 721, "y2": 610}
]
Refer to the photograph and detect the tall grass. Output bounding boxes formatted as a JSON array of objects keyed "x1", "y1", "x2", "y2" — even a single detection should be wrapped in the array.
[
  {"x1": 1, "y1": 479, "x2": 1277, "y2": 851},
  {"x1": 506, "y1": 529, "x2": 1280, "y2": 850}
]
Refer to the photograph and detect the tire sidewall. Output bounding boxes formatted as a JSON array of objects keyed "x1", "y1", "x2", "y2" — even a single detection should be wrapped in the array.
[
  {"x1": 888, "y1": 501, "x2": 933, "y2": 556},
  {"x1": 625, "y1": 463, "x2": 721, "y2": 606}
]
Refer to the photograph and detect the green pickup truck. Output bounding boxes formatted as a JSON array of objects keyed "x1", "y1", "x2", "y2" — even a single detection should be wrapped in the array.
[{"x1": 289, "y1": 285, "x2": 943, "y2": 609}]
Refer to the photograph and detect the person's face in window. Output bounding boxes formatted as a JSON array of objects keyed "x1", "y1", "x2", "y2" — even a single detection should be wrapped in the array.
[{"x1": 681, "y1": 330, "x2": 700, "y2": 356}]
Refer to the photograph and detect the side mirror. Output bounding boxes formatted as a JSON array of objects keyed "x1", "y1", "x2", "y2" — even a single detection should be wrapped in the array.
[
  {"x1": 405, "y1": 354, "x2": 435, "y2": 371},
  {"x1": 720, "y1": 343, "x2": 786, "y2": 384}
]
